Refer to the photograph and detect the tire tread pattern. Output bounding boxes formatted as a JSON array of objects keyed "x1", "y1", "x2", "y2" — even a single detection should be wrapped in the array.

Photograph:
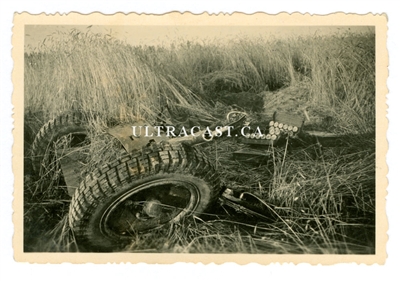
[
  {"x1": 31, "y1": 111, "x2": 89, "y2": 176},
  {"x1": 69, "y1": 142, "x2": 221, "y2": 249}
]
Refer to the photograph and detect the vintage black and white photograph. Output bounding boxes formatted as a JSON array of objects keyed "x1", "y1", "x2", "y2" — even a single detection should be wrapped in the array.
[{"x1": 15, "y1": 13, "x2": 387, "y2": 262}]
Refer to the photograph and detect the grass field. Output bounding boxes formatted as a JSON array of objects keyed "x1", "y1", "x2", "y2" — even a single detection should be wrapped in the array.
[{"x1": 23, "y1": 28, "x2": 376, "y2": 253}]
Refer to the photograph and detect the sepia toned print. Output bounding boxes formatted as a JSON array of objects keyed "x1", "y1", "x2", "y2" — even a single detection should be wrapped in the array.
[{"x1": 13, "y1": 12, "x2": 387, "y2": 264}]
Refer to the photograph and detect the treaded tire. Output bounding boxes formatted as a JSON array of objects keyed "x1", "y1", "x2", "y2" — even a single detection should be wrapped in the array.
[
  {"x1": 69, "y1": 142, "x2": 221, "y2": 252},
  {"x1": 31, "y1": 112, "x2": 89, "y2": 177}
]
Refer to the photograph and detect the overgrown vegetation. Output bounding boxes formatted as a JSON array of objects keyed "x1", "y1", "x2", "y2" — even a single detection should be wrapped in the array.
[{"x1": 24, "y1": 28, "x2": 375, "y2": 254}]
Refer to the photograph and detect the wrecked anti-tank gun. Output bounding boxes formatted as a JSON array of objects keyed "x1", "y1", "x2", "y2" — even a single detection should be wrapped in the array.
[{"x1": 30, "y1": 109, "x2": 340, "y2": 252}]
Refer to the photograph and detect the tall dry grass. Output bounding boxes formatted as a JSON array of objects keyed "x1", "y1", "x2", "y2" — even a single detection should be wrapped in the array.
[
  {"x1": 24, "y1": 30, "x2": 215, "y2": 125},
  {"x1": 24, "y1": 28, "x2": 376, "y2": 253},
  {"x1": 25, "y1": 28, "x2": 375, "y2": 132}
]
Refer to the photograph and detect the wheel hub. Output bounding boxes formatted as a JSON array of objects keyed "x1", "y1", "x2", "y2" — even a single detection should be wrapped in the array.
[
  {"x1": 142, "y1": 199, "x2": 162, "y2": 218},
  {"x1": 100, "y1": 180, "x2": 199, "y2": 238}
]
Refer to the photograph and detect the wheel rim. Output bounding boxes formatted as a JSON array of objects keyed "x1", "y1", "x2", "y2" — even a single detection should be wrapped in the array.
[{"x1": 100, "y1": 179, "x2": 200, "y2": 239}]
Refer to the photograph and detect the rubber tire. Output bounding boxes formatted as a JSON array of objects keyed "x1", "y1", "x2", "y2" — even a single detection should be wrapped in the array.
[
  {"x1": 69, "y1": 142, "x2": 221, "y2": 252},
  {"x1": 31, "y1": 112, "x2": 89, "y2": 177}
]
